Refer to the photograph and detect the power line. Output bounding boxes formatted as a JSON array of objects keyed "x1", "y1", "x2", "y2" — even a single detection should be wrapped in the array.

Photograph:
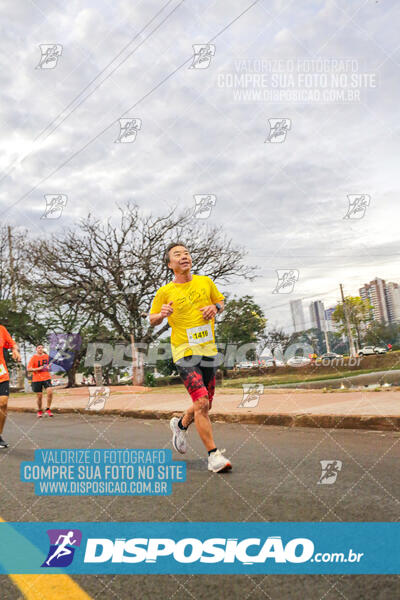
[
  {"x1": 0, "y1": 0, "x2": 179, "y2": 187},
  {"x1": 7, "y1": 0, "x2": 261, "y2": 213},
  {"x1": 242, "y1": 287, "x2": 340, "y2": 312}
]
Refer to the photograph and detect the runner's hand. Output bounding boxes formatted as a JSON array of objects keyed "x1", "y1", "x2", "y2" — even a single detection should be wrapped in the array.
[
  {"x1": 199, "y1": 305, "x2": 217, "y2": 320},
  {"x1": 160, "y1": 301, "x2": 174, "y2": 318},
  {"x1": 12, "y1": 348, "x2": 21, "y2": 362}
]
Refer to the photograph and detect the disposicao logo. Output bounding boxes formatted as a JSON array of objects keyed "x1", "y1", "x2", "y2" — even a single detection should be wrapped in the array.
[
  {"x1": 41, "y1": 529, "x2": 82, "y2": 567},
  {"x1": 83, "y1": 536, "x2": 314, "y2": 564}
]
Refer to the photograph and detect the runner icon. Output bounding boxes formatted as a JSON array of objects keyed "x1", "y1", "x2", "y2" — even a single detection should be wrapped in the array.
[{"x1": 45, "y1": 531, "x2": 77, "y2": 566}]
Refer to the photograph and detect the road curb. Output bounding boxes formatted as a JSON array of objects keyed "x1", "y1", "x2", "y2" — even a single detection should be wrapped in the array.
[{"x1": 8, "y1": 407, "x2": 400, "y2": 431}]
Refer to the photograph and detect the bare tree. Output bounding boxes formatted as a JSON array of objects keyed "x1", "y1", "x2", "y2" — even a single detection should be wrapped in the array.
[
  {"x1": 26, "y1": 203, "x2": 256, "y2": 344},
  {"x1": 261, "y1": 327, "x2": 291, "y2": 365}
]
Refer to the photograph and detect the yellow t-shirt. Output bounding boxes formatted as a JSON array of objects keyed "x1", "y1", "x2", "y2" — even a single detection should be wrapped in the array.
[{"x1": 150, "y1": 274, "x2": 224, "y2": 363}]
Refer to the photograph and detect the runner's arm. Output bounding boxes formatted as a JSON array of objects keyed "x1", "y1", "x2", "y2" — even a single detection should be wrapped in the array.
[
  {"x1": 11, "y1": 346, "x2": 21, "y2": 362},
  {"x1": 208, "y1": 277, "x2": 225, "y2": 314},
  {"x1": 149, "y1": 302, "x2": 174, "y2": 326},
  {"x1": 149, "y1": 313, "x2": 164, "y2": 326},
  {"x1": 149, "y1": 290, "x2": 172, "y2": 327},
  {"x1": 199, "y1": 300, "x2": 224, "y2": 320},
  {"x1": 3, "y1": 328, "x2": 21, "y2": 362}
]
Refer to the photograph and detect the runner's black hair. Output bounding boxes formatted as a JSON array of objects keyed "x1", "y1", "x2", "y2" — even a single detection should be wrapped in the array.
[{"x1": 164, "y1": 242, "x2": 189, "y2": 269}]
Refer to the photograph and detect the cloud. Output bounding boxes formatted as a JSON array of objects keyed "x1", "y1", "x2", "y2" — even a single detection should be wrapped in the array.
[{"x1": 0, "y1": 0, "x2": 398, "y2": 332}]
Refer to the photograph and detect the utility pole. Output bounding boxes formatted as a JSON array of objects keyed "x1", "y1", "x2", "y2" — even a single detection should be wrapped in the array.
[
  {"x1": 7, "y1": 225, "x2": 16, "y2": 309},
  {"x1": 323, "y1": 317, "x2": 331, "y2": 353},
  {"x1": 339, "y1": 284, "x2": 356, "y2": 357},
  {"x1": 8, "y1": 225, "x2": 24, "y2": 388}
]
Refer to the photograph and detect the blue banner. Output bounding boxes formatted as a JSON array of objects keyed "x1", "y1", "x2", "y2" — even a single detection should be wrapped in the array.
[
  {"x1": 20, "y1": 449, "x2": 185, "y2": 496},
  {"x1": 0, "y1": 522, "x2": 398, "y2": 574}
]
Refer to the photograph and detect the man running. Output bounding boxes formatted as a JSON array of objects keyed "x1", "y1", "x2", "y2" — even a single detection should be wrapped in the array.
[
  {"x1": 150, "y1": 242, "x2": 232, "y2": 473},
  {"x1": 0, "y1": 324, "x2": 21, "y2": 448},
  {"x1": 27, "y1": 345, "x2": 54, "y2": 417}
]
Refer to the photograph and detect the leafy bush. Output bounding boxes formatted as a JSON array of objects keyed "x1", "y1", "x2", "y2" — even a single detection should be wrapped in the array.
[{"x1": 145, "y1": 372, "x2": 156, "y2": 387}]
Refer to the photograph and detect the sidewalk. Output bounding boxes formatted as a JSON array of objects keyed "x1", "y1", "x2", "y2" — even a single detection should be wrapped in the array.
[{"x1": 8, "y1": 385, "x2": 400, "y2": 431}]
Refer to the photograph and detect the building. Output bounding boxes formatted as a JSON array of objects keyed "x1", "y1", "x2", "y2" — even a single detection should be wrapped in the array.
[
  {"x1": 325, "y1": 307, "x2": 339, "y2": 332},
  {"x1": 386, "y1": 282, "x2": 400, "y2": 324},
  {"x1": 309, "y1": 300, "x2": 326, "y2": 331},
  {"x1": 359, "y1": 277, "x2": 393, "y2": 324},
  {"x1": 290, "y1": 299, "x2": 306, "y2": 332}
]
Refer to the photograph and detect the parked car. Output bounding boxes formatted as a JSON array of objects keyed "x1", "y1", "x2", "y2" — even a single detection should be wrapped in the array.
[
  {"x1": 237, "y1": 361, "x2": 254, "y2": 369},
  {"x1": 319, "y1": 352, "x2": 343, "y2": 361},
  {"x1": 358, "y1": 346, "x2": 387, "y2": 356},
  {"x1": 263, "y1": 358, "x2": 285, "y2": 367},
  {"x1": 286, "y1": 356, "x2": 311, "y2": 367}
]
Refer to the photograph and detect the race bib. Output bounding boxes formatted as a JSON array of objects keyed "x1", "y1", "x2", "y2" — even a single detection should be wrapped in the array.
[
  {"x1": 0, "y1": 364, "x2": 7, "y2": 376},
  {"x1": 186, "y1": 324, "x2": 213, "y2": 345}
]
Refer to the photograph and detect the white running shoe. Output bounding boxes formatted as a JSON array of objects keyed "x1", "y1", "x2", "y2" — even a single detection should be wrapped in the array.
[
  {"x1": 208, "y1": 449, "x2": 232, "y2": 473},
  {"x1": 170, "y1": 417, "x2": 188, "y2": 454}
]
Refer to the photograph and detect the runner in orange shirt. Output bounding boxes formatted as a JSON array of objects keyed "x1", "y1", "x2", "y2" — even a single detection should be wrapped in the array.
[
  {"x1": 27, "y1": 345, "x2": 54, "y2": 418},
  {"x1": 0, "y1": 324, "x2": 21, "y2": 448}
]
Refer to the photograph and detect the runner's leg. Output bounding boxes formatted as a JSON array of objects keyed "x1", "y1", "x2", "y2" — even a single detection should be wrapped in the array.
[
  {"x1": 175, "y1": 357, "x2": 216, "y2": 451},
  {"x1": 201, "y1": 357, "x2": 217, "y2": 409},
  {"x1": 179, "y1": 357, "x2": 216, "y2": 426},
  {"x1": 193, "y1": 395, "x2": 216, "y2": 451},
  {"x1": 36, "y1": 392, "x2": 43, "y2": 411},
  {"x1": 0, "y1": 395, "x2": 8, "y2": 434},
  {"x1": 181, "y1": 404, "x2": 194, "y2": 428},
  {"x1": 46, "y1": 386, "x2": 53, "y2": 409},
  {"x1": 0, "y1": 381, "x2": 10, "y2": 444},
  {"x1": 206, "y1": 375, "x2": 216, "y2": 409}
]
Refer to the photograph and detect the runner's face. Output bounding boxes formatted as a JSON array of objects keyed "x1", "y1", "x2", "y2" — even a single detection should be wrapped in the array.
[
  {"x1": 168, "y1": 246, "x2": 192, "y2": 274},
  {"x1": 37, "y1": 345, "x2": 44, "y2": 355}
]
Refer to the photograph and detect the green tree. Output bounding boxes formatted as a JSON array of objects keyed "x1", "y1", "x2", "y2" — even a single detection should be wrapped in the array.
[
  {"x1": 0, "y1": 300, "x2": 47, "y2": 346},
  {"x1": 332, "y1": 296, "x2": 373, "y2": 348},
  {"x1": 363, "y1": 322, "x2": 400, "y2": 347},
  {"x1": 216, "y1": 295, "x2": 267, "y2": 360},
  {"x1": 0, "y1": 300, "x2": 48, "y2": 384},
  {"x1": 154, "y1": 337, "x2": 176, "y2": 376}
]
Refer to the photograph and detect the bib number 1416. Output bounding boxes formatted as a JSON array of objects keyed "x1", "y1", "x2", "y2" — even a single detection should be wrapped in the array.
[{"x1": 186, "y1": 324, "x2": 213, "y2": 345}]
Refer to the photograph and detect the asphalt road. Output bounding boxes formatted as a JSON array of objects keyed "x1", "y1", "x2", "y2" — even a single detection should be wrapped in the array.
[{"x1": 1, "y1": 413, "x2": 399, "y2": 599}]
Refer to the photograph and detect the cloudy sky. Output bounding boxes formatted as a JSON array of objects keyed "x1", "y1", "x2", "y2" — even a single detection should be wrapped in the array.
[{"x1": 0, "y1": 0, "x2": 399, "y2": 332}]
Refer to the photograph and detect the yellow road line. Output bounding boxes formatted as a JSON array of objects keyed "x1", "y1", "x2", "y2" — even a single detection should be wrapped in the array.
[
  {"x1": 0, "y1": 517, "x2": 92, "y2": 600},
  {"x1": 9, "y1": 573, "x2": 93, "y2": 600}
]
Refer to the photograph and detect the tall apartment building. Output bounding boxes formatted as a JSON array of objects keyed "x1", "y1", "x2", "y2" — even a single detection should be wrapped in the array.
[
  {"x1": 359, "y1": 277, "x2": 400, "y2": 324},
  {"x1": 290, "y1": 299, "x2": 306, "y2": 332},
  {"x1": 386, "y1": 282, "x2": 400, "y2": 324},
  {"x1": 309, "y1": 300, "x2": 326, "y2": 331}
]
